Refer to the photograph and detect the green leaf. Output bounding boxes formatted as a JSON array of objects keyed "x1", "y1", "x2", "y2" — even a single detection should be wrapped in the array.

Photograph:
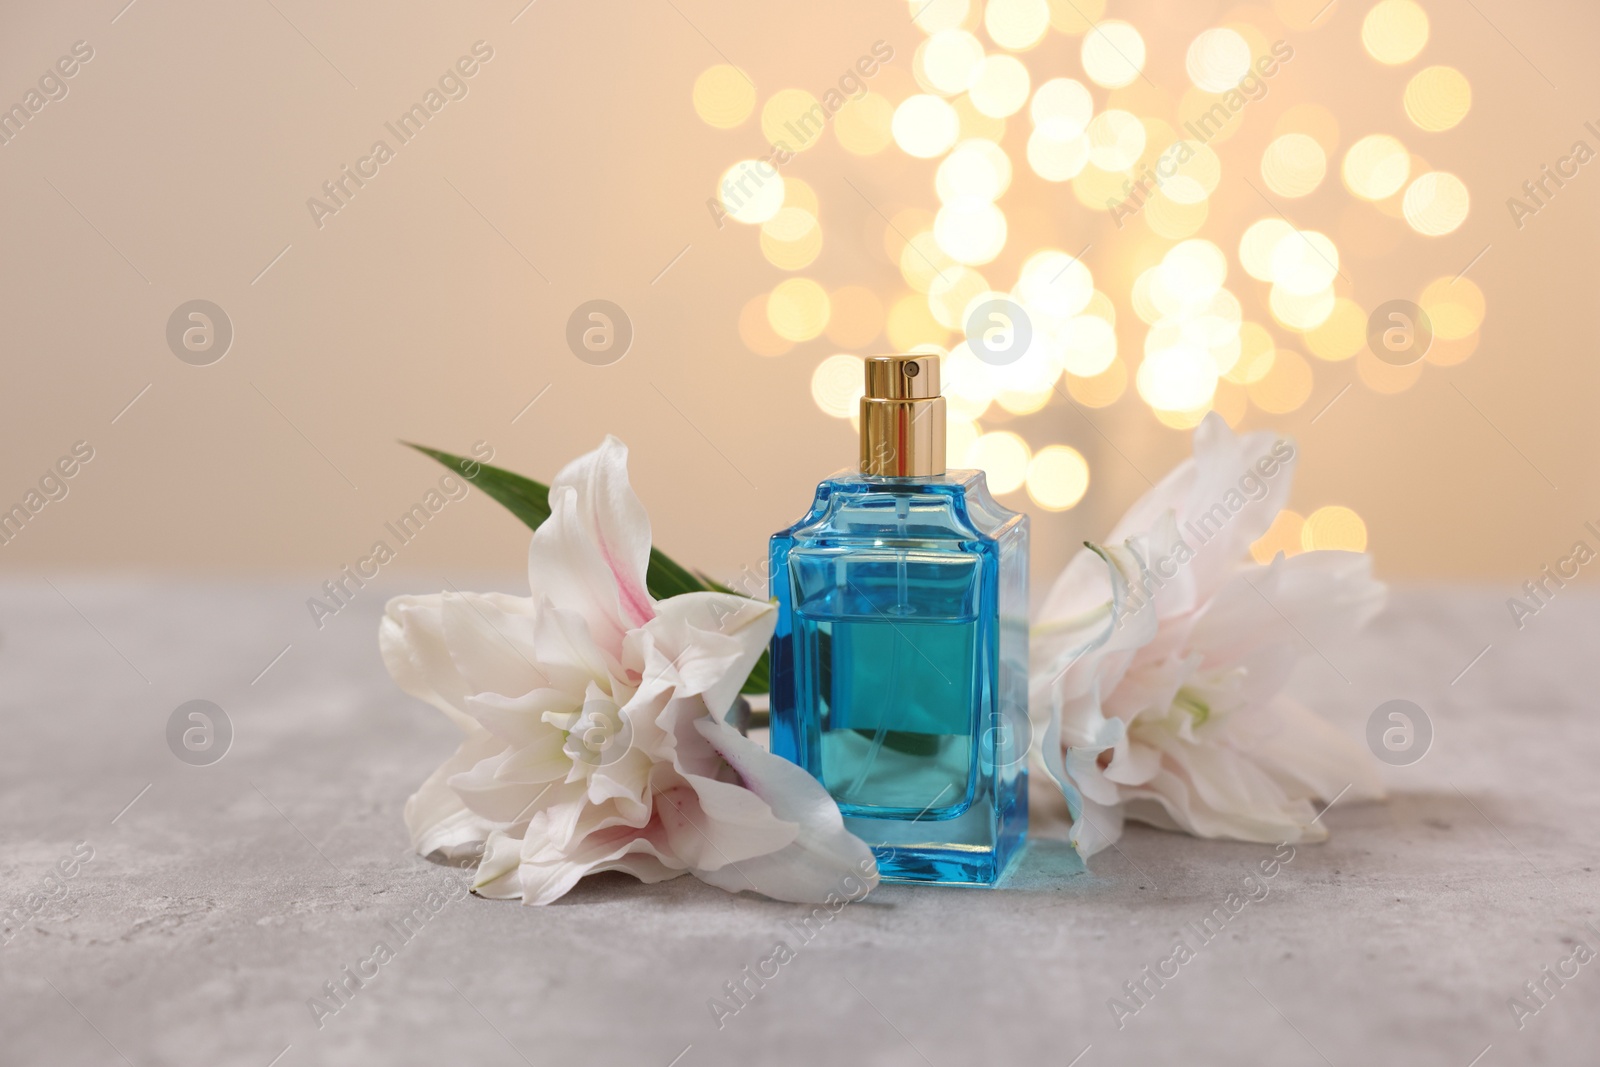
[{"x1": 405, "y1": 442, "x2": 771, "y2": 694}]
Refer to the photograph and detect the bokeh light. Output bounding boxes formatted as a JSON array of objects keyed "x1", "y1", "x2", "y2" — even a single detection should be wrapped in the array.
[
  {"x1": 762, "y1": 89, "x2": 825, "y2": 151},
  {"x1": 920, "y1": 30, "x2": 987, "y2": 95},
  {"x1": 717, "y1": 160, "x2": 785, "y2": 224},
  {"x1": 1026, "y1": 445, "x2": 1090, "y2": 510},
  {"x1": 1404, "y1": 66, "x2": 1471, "y2": 132},
  {"x1": 768, "y1": 278, "x2": 831, "y2": 342},
  {"x1": 968, "y1": 430, "x2": 1031, "y2": 493},
  {"x1": 1261, "y1": 133, "x2": 1327, "y2": 198},
  {"x1": 1362, "y1": 0, "x2": 1429, "y2": 66},
  {"x1": 1081, "y1": 21, "x2": 1146, "y2": 88},
  {"x1": 970, "y1": 54, "x2": 1032, "y2": 117},
  {"x1": 1251, "y1": 509, "x2": 1305, "y2": 562},
  {"x1": 987, "y1": 0, "x2": 1052, "y2": 51},
  {"x1": 835, "y1": 94, "x2": 896, "y2": 155},
  {"x1": 1343, "y1": 134, "x2": 1411, "y2": 200},
  {"x1": 811, "y1": 354, "x2": 864, "y2": 418},
  {"x1": 1302, "y1": 505, "x2": 1369, "y2": 551},
  {"x1": 693, "y1": 65, "x2": 755, "y2": 128},
  {"x1": 893, "y1": 94, "x2": 962, "y2": 158},
  {"x1": 1186, "y1": 28, "x2": 1252, "y2": 93},
  {"x1": 1403, "y1": 171, "x2": 1470, "y2": 235}
]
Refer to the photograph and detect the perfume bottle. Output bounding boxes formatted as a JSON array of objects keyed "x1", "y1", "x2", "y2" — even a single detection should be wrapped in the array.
[{"x1": 769, "y1": 354, "x2": 1029, "y2": 886}]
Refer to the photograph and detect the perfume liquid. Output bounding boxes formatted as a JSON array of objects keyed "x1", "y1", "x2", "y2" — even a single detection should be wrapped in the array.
[{"x1": 769, "y1": 354, "x2": 1028, "y2": 886}]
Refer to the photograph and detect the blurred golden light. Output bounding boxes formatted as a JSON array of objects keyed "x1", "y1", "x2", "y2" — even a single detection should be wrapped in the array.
[
  {"x1": 1082, "y1": 289, "x2": 1116, "y2": 324},
  {"x1": 693, "y1": 65, "x2": 756, "y2": 128},
  {"x1": 1153, "y1": 405, "x2": 1211, "y2": 430},
  {"x1": 953, "y1": 94, "x2": 1008, "y2": 142},
  {"x1": 1248, "y1": 347, "x2": 1313, "y2": 413},
  {"x1": 1251, "y1": 508, "x2": 1304, "y2": 563},
  {"x1": 900, "y1": 230, "x2": 956, "y2": 292},
  {"x1": 987, "y1": 0, "x2": 1051, "y2": 51},
  {"x1": 1357, "y1": 343, "x2": 1426, "y2": 392},
  {"x1": 1162, "y1": 141, "x2": 1222, "y2": 204},
  {"x1": 1404, "y1": 66, "x2": 1471, "y2": 132},
  {"x1": 1424, "y1": 331, "x2": 1479, "y2": 367},
  {"x1": 717, "y1": 160, "x2": 785, "y2": 224},
  {"x1": 1274, "y1": 103, "x2": 1340, "y2": 154},
  {"x1": 1227, "y1": 321, "x2": 1276, "y2": 383},
  {"x1": 934, "y1": 199, "x2": 1008, "y2": 264},
  {"x1": 920, "y1": 29, "x2": 987, "y2": 95},
  {"x1": 768, "y1": 278, "x2": 831, "y2": 342},
  {"x1": 1066, "y1": 357, "x2": 1128, "y2": 406},
  {"x1": 1270, "y1": 230, "x2": 1340, "y2": 294},
  {"x1": 760, "y1": 207, "x2": 822, "y2": 270},
  {"x1": 1186, "y1": 28, "x2": 1252, "y2": 93},
  {"x1": 926, "y1": 267, "x2": 991, "y2": 328},
  {"x1": 1018, "y1": 249, "x2": 1094, "y2": 319},
  {"x1": 811, "y1": 353, "x2": 864, "y2": 417},
  {"x1": 1343, "y1": 134, "x2": 1411, "y2": 200},
  {"x1": 970, "y1": 54, "x2": 1032, "y2": 117},
  {"x1": 1239, "y1": 218, "x2": 1295, "y2": 281},
  {"x1": 1261, "y1": 133, "x2": 1327, "y2": 198},
  {"x1": 943, "y1": 342, "x2": 996, "y2": 418},
  {"x1": 1270, "y1": 284, "x2": 1336, "y2": 331},
  {"x1": 782, "y1": 177, "x2": 818, "y2": 214},
  {"x1": 967, "y1": 430, "x2": 1031, "y2": 493},
  {"x1": 1087, "y1": 109, "x2": 1147, "y2": 171},
  {"x1": 1047, "y1": 0, "x2": 1106, "y2": 34},
  {"x1": 1082, "y1": 21, "x2": 1147, "y2": 89},
  {"x1": 739, "y1": 294, "x2": 792, "y2": 357},
  {"x1": 835, "y1": 93, "x2": 896, "y2": 155},
  {"x1": 887, "y1": 292, "x2": 950, "y2": 350},
  {"x1": 825, "y1": 287, "x2": 885, "y2": 348},
  {"x1": 912, "y1": 0, "x2": 970, "y2": 34},
  {"x1": 1302, "y1": 505, "x2": 1368, "y2": 552},
  {"x1": 1059, "y1": 315, "x2": 1117, "y2": 376},
  {"x1": 762, "y1": 89, "x2": 826, "y2": 152},
  {"x1": 1418, "y1": 275, "x2": 1485, "y2": 339},
  {"x1": 915, "y1": 0, "x2": 972, "y2": 33},
  {"x1": 1402, "y1": 171, "x2": 1469, "y2": 235},
  {"x1": 1144, "y1": 193, "x2": 1210, "y2": 239},
  {"x1": 883, "y1": 208, "x2": 933, "y2": 263},
  {"x1": 1177, "y1": 88, "x2": 1242, "y2": 145},
  {"x1": 1211, "y1": 379, "x2": 1248, "y2": 427},
  {"x1": 1027, "y1": 127, "x2": 1090, "y2": 181},
  {"x1": 946, "y1": 416, "x2": 981, "y2": 469},
  {"x1": 1138, "y1": 344, "x2": 1218, "y2": 411},
  {"x1": 937, "y1": 139, "x2": 1013, "y2": 202},
  {"x1": 893, "y1": 94, "x2": 962, "y2": 158},
  {"x1": 996, "y1": 382, "x2": 1056, "y2": 415},
  {"x1": 1306, "y1": 298, "x2": 1366, "y2": 361},
  {"x1": 1031, "y1": 77, "x2": 1094, "y2": 137},
  {"x1": 1027, "y1": 445, "x2": 1090, "y2": 510},
  {"x1": 1362, "y1": 0, "x2": 1430, "y2": 66}
]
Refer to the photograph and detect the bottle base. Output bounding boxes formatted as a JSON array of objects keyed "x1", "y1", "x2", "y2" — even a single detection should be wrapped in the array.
[{"x1": 869, "y1": 841, "x2": 1023, "y2": 887}]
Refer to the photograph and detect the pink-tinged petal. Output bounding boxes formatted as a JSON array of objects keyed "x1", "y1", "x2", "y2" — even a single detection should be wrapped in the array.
[
  {"x1": 633, "y1": 592, "x2": 777, "y2": 718},
  {"x1": 535, "y1": 435, "x2": 655, "y2": 630},
  {"x1": 692, "y1": 718, "x2": 880, "y2": 903}
]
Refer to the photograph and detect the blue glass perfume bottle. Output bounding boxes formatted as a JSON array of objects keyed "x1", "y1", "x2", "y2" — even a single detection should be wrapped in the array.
[{"x1": 769, "y1": 354, "x2": 1028, "y2": 886}]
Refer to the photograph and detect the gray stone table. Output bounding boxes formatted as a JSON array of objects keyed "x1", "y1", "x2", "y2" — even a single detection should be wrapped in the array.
[{"x1": 2, "y1": 578, "x2": 1597, "y2": 1066}]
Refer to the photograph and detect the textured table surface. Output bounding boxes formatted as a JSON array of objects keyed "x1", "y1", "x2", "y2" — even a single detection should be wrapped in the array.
[{"x1": 2, "y1": 578, "x2": 1597, "y2": 1067}]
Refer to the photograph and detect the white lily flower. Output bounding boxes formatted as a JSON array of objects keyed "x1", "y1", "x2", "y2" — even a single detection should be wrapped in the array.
[
  {"x1": 381, "y1": 436, "x2": 878, "y2": 904},
  {"x1": 1031, "y1": 413, "x2": 1386, "y2": 858}
]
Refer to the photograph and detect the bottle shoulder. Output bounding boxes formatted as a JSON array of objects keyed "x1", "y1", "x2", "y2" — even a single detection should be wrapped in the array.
[{"x1": 773, "y1": 469, "x2": 1027, "y2": 548}]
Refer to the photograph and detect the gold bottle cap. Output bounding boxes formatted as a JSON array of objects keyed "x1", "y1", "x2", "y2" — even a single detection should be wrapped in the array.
[{"x1": 860, "y1": 354, "x2": 946, "y2": 478}]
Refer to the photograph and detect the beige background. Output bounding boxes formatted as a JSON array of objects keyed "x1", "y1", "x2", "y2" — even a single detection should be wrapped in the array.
[{"x1": 0, "y1": 0, "x2": 1595, "y2": 599}]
